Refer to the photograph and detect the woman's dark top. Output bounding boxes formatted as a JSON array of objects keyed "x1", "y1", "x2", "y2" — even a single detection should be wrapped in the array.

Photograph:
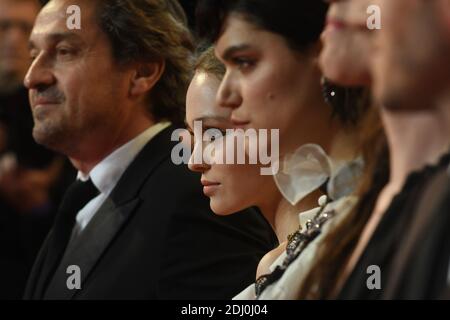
[{"x1": 338, "y1": 152, "x2": 450, "y2": 299}]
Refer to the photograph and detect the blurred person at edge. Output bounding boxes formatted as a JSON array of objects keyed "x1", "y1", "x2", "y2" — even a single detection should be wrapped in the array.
[
  {"x1": 350, "y1": 0, "x2": 450, "y2": 299},
  {"x1": 293, "y1": 0, "x2": 389, "y2": 299},
  {"x1": 302, "y1": 0, "x2": 450, "y2": 299},
  {"x1": 0, "y1": 0, "x2": 73, "y2": 300}
]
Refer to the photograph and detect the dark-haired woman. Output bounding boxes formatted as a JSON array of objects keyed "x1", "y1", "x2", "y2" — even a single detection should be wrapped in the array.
[{"x1": 194, "y1": 0, "x2": 366, "y2": 299}]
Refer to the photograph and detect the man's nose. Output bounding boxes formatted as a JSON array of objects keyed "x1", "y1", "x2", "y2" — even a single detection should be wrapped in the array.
[{"x1": 23, "y1": 54, "x2": 55, "y2": 89}]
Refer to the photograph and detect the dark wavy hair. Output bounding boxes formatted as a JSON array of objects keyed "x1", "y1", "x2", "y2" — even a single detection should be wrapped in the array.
[
  {"x1": 196, "y1": 0, "x2": 328, "y2": 51},
  {"x1": 93, "y1": 0, "x2": 194, "y2": 126}
]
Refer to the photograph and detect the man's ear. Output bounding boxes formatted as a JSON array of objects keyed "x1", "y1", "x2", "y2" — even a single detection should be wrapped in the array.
[{"x1": 129, "y1": 60, "x2": 165, "y2": 97}]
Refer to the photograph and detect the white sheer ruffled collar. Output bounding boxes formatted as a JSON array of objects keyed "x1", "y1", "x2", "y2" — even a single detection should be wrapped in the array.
[{"x1": 272, "y1": 143, "x2": 363, "y2": 206}]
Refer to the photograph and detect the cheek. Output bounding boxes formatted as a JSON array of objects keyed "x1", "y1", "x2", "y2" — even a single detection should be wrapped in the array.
[
  {"x1": 377, "y1": 25, "x2": 405, "y2": 75},
  {"x1": 320, "y1": 35, "x2": 346, "y2": 80},
  {"x1": 64, "y1": 69, "x2": 122, "y2": 114},
  {"x1": 59, "y1": 73, "x2": 104, "y2": 126},
  {"x1": 269, "y1": 58, "x2": 311, "y2": 105},
  {"x1": 329, "y1": 33, "x2": 372, "y2": 85},
  {"x1": 243, "y1": 74, "x2": 274, "y2": 107},
  {"x1": 241, "y1": 67, "x2": 291, "y2": 126},
  {"x1": 321, "y1": 32, "x2": 358, "y2": 75},
  {"x1": 264, "y1": 67, "x2": 308, "y2": 124},
  {"x1": 383, "y1": 1, "x2": 409, "y2": 37},
  {"x1": 56, "y1": 67, "x2": 83, "y2": 100},
  {"x1": 216, "y1": 164, "x2": 258, "y2": 203}
]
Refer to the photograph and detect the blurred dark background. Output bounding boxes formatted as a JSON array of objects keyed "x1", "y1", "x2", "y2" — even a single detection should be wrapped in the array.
[{"x1": 180, "y1": 0, "x2": 198, "y2": 29}]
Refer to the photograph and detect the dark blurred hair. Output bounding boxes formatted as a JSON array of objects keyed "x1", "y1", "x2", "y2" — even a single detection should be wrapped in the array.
[
  {"x1": 322, "y1": 79, "x2": 371, "y2": 126},
  {"x1": 93, "y1": 0, "x2": 194, "y2": 126},
  {"x1": 196, "y1": 0, "x2": 328, "y2": 51}
]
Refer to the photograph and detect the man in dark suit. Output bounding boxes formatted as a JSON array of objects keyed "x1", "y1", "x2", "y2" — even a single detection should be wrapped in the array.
[{"x1": 23, "y1": 0, "x2": 276, "y2": 299}]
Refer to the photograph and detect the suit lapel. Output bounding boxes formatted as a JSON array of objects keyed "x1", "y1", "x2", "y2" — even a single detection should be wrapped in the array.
[
  {"x1": 44, "y1": 197, "x2": 140, "y2": 299},
  {"x1": 40, "y1": 125, "x2": 179, "y2": 299}
]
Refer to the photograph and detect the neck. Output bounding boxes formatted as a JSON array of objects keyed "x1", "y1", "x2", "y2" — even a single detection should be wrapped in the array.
[
  {"x1": 381, "y1": 105, "x2": 450, "y2": 193},
  {"x1": 272, "y1": 128, "x2": 358, "y2": 242},
  {"x1": 276, "y1": 189, "x2": 324, "y2": 243},
  {"x1": 283, "y1": 80, "x2": 340, "y2": 157},
  {"x1": 70, "y1": 114, "x2": 156, "y2": 175},
  {"x1": 258, "y1": 181, "x2": 323, "y2": 243},
  {"x1": 328, "y1": 126, "x2": 359, "y2": 165},
  {"x1": 257, "y1": 180, "x2": 283, "y2": 238}
]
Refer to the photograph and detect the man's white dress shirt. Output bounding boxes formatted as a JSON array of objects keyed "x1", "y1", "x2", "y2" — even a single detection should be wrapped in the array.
[{"x1": 73, "y1": 122, "x2": 171, "y2": 236}]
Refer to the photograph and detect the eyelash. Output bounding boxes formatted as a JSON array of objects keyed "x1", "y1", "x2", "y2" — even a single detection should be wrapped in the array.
[
  {"x1": 56, "y1": 47, "x2": 74, "y2": 56},
  {"x1": 232, "y1": 57, "x2": 256, "y2": 71},
  {"x1": 28, "y1": 46, "x2": 76, "y2": 62}
]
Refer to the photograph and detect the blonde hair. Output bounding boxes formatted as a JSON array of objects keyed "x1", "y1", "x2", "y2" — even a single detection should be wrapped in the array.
[{"x1": 194, "y1": 46, "x2": 226, "y2": 80}]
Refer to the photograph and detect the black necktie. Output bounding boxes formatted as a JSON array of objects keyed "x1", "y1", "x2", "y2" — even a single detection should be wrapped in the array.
[
  {"x1": 53, "y1": 179, "x2": 99, "y2": 248},
  {"x1": 41, "y1": 179, "x2": 99, "y2": 294}
]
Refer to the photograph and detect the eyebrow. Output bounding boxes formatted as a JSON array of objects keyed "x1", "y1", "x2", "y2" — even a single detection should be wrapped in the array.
[
  {"x1": 29, "y1": 32, "x2": 84, "y2": 50},
  {"x1": 219, "y1": 44, "x2": 252, "y2": 62}
]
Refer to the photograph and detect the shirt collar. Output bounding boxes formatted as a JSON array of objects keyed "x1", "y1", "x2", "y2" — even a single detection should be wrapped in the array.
[{"x1": 77, "y1": 122, "x2": 171, "y2": 195}]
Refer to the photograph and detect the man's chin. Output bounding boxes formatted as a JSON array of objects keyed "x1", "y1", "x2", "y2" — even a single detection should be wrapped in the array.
[{"x1": 32, "y1": 126, "x2": 63, "y2": 151}]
